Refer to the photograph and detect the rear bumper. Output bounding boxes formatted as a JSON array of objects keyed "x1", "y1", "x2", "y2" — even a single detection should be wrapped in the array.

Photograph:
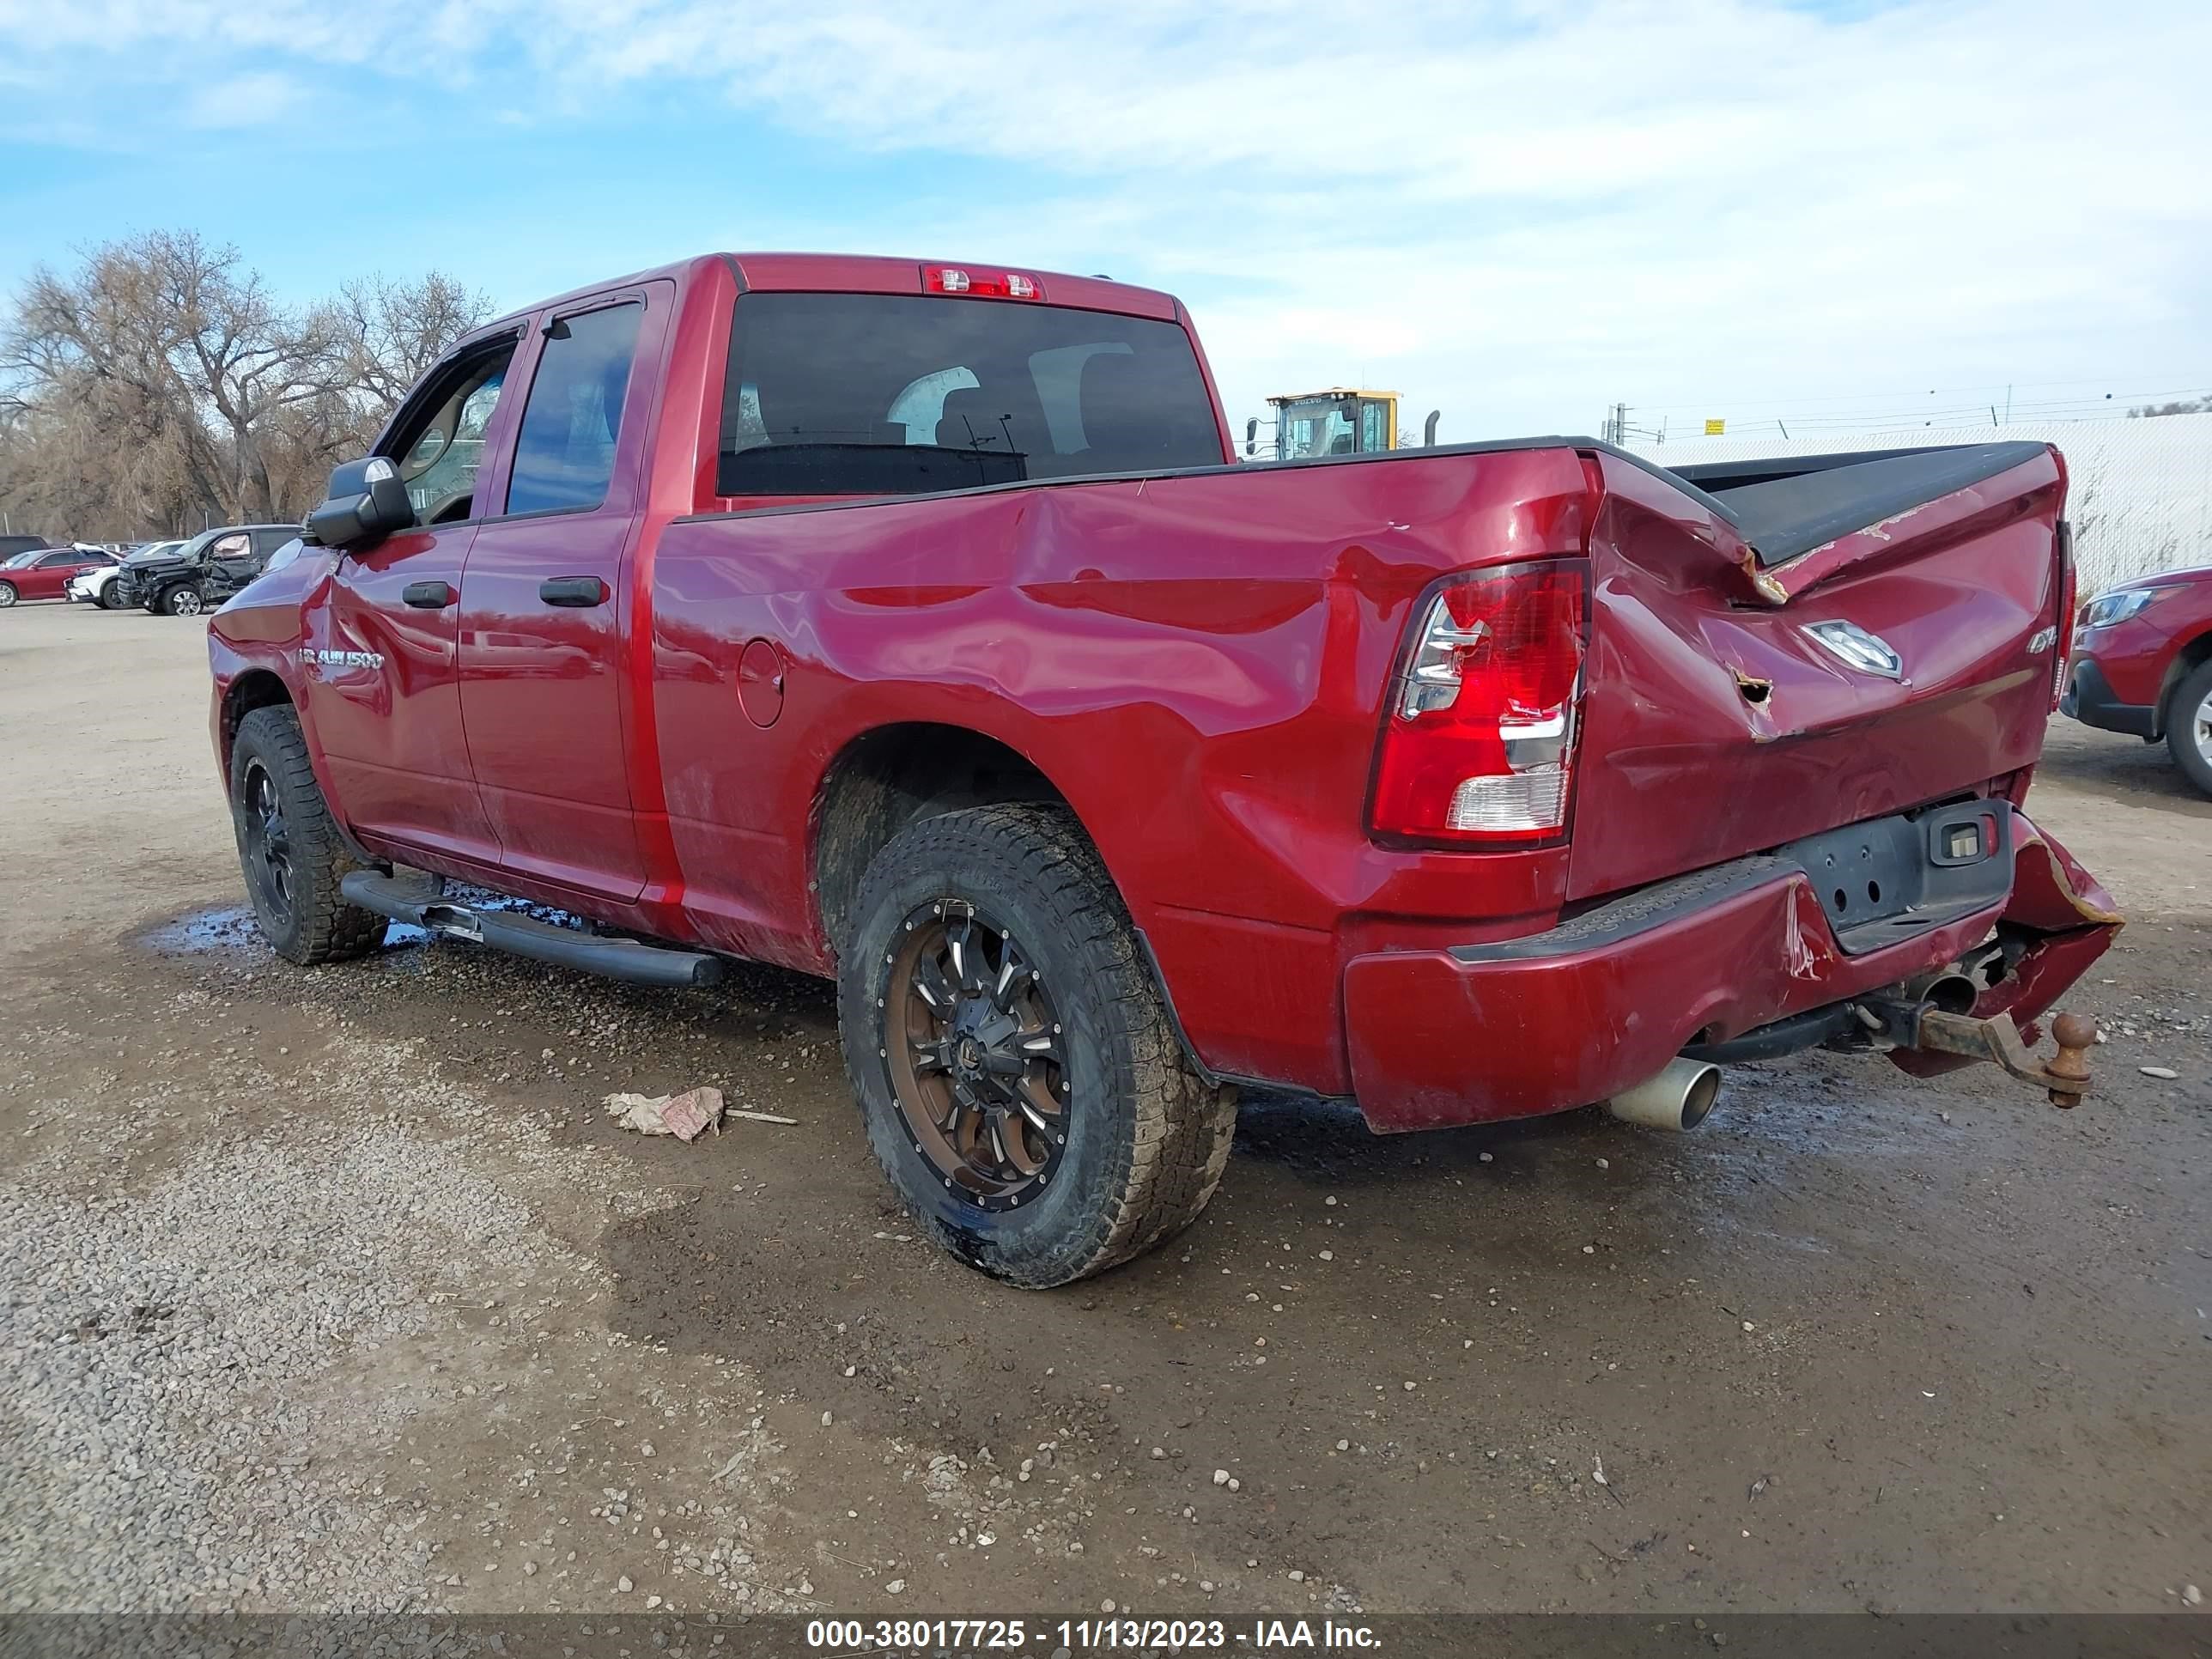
[
  {"x1": 2061, "y1": 659, "x2": 2159, "y2": 739},
  {"x1": 1342, "y1": 806, "x2": 2118, "y2": 1131}
]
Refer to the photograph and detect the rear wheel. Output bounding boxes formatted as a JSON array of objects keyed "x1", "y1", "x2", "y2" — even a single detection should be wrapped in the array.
[
  {"x1": 161, "y1": 584, "x2": 206, "y2": 617},
  {"x1": 228, "y1": 705, "x2": 383, "y2": 964},
  {"x1": 839, "y1": 804, "x2": 1237, "y2": 1288},
  {"x1": 2165, "y1": 657, "x2": 2212, "y2": 799}
]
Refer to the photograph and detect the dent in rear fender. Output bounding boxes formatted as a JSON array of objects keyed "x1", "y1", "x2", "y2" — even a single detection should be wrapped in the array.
[{"x1": 649, "y1": 447, "x2": 1590, "y2": 1095}]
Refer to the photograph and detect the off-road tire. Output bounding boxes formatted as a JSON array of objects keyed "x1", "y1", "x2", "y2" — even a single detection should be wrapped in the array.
[
  {"x1": 838, "y1": 804, "x2": 1237, "y2": 1289},
  {"x1": 2165, "y1": 656, "x2": 2212, "y2": 799},
  {"x1": 228, "y1": 705, "x2": 383, "y2": 964},
  {"x1": 161, "y1": 583, "x2": 206, "y2": 617}
]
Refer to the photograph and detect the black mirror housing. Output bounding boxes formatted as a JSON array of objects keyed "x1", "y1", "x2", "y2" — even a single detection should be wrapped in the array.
[{"x1": 304, "y1": 457, "x2": 415, "y2": 550}]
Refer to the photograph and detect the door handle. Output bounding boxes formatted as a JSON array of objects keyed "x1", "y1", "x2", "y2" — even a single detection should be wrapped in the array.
[
  {"x1": 539, "y1": 576, "x2": 609, "y2": 607},
  {"x1": 402, "y1": 580, "x2": 456, "y2": 609}
]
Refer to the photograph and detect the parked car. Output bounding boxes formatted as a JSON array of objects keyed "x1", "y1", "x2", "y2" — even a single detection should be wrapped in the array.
[
  {"x1": 208, "y1": 252, "x2": 2117, "y2": 1287},
  {"x1": 0, "y1": 544, "x2": 116, "y2": 607},
  {"x1": 0, "y1": 534, "x2": 53, "y2": 562},
  {"x1": 2061, "y1": 563, "x2": 2212, "y2": 797},
  {"x1": 113, "y1": 525, "x2": 297, "y2": 616},
  {"x1": 69, "y1": 541, "x2": 180, "y2": 608}
]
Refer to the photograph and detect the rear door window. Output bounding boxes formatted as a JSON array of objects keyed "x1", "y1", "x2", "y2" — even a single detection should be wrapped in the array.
[
  {"x1": 717, "y1": 292, "x2": 1222, "y2": 496},
  {"x1": 506, "y1": 301, "x2": 645, "y2": 517}
]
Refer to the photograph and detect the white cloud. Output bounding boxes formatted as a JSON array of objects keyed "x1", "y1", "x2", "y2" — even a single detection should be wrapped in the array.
[
  {"x1": 7, "y1": 0, "x2": 2209, "y2": 434},
  {"x1": 180, "y1": 70, "x2": 307, "y2": 129}
]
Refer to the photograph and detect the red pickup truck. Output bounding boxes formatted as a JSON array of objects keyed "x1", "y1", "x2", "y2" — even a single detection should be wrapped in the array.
[{"x1": 208, "y1": 252, "x2": 2119, "y2": 1286}]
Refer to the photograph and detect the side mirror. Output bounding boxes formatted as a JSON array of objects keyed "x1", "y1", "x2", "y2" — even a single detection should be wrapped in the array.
[
  {"x1": 304, "y1": 457, "x2": 414, "y2": 550},
  {"x1": 1244, "y1": 416, "x2": 1259, "y2": 458}
]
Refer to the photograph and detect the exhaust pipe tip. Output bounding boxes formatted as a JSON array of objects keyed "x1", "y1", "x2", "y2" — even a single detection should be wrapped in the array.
[
  {"x1": 1915, "y1": 972, "x2": 1980, "y2": 1016},
  {"x1": 1606, "y1": 1058, "x2": 1723, "y2": 1132}
]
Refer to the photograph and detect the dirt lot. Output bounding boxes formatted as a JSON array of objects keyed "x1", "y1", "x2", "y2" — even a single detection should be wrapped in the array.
[{"x1": 0, "y1": 598, "x2": 2206, "y2": 1617}]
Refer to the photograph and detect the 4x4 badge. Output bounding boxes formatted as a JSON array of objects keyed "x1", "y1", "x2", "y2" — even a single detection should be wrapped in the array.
[{"x1": 1802, "y1": 619, "x2": 1905, "y2": 681}]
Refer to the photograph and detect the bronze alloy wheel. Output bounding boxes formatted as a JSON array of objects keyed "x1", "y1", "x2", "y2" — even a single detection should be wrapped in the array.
[{"x1": 883, "y1": 898, "x2": 1069, "y2": 1212}]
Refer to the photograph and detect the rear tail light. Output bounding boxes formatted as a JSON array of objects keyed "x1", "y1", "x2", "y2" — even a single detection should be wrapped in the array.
[
  {"x1": 1369, "y1": 559, "x2": 1589, "y2": 846},
  {"x1": 2051, "y1": 519, "x2": 2076, "y2": 710},
  {"x1": 923, "y1": 265, "x2": 1044, "y2": 300}
]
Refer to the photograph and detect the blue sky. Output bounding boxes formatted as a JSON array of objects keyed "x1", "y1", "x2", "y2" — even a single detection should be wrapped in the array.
[{"x1": 3, "y1": 0, "x2": 2209, "y2": 440}]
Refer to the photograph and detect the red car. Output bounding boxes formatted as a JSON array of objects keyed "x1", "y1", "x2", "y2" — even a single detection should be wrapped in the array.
[
  {"x1": 207, "y1": 252, "x2": 2118, "y2": 1285},
  {"x1": 0, "y1": 545, "x2": 115, "y2": 607},
  {"x1": 2062, "y1": 563, "x2": 2212, "y2": 796}
]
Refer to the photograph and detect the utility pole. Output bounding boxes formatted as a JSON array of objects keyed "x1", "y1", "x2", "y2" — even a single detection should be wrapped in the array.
[{"x1": 1601, "y1": 402, "x2": 1628, "y2": 444}]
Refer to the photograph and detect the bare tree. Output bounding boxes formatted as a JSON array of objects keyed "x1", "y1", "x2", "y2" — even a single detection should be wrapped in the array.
[
  {"x1": 1, "y1": 233, "x2": 491, "y2": 539},
  {"x1": 325, "y1": 272, "x2": 494, "y2": 408}
]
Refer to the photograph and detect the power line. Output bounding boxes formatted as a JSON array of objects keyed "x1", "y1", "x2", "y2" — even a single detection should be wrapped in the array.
[
  {"x1": 1636, "y1": 392, "x2": 2210, "y2": 424},
  {"x1": 1612, "y1": 388, "x2": 2210, "y2": 439},
  {"x1": 1627, "y1": 374, "x2": 2212, "y2": 416}
]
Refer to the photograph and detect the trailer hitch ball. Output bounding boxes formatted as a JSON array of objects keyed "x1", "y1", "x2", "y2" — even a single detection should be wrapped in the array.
[
  {"x1": 1907, "y1": 1005, "x2": 2097, "y2": 1106},
  {"x1": 2045, "y1": 1012, "x2": 2096, "y2": 1109}
]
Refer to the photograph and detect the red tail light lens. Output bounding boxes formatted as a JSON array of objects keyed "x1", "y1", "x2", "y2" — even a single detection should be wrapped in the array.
[{"x1": 1369, "y1": 560, "x2": 1589, "y2": 846}]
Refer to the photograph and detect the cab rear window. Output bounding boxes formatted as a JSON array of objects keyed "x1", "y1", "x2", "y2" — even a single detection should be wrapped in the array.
[{"x1": 717, "y1": 293, "x2": 1222, "y2": 496}]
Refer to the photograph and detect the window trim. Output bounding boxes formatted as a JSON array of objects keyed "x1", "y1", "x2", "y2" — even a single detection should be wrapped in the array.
[
  {"x1": 712, "y1": 289, "x2": 1221, "y2": 501},
  {"x1": 374, "y1": 325, "x2": 528, "y2": 534},
  {"x1": 499, "y1": 289, "x2": 651, "y2": 521}
]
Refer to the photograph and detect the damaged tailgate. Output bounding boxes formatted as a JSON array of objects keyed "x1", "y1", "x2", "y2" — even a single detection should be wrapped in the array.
[{"x1": 1567, "y1": 440, "x2": 2069, "y2": 903}]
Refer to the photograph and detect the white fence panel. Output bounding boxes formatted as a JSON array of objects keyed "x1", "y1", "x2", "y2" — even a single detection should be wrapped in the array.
[{"x1": 1626, "y1": 413, "x2": 2212, "y2": 594}]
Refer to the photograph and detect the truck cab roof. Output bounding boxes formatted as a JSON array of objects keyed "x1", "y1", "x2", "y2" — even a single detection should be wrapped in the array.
[{"x1": 474, "y1": 253, "x2": 1184, "y2": 341}]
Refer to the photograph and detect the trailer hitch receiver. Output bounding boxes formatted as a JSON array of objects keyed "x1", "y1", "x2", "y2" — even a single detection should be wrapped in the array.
[{"x1": 1911, "y1": 1008, "x2": 2097, "y2": 1108}]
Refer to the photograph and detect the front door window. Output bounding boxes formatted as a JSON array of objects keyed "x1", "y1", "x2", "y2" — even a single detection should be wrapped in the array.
[{"x1": 387, "y1": 344, "x2": 518, "y2": 525}]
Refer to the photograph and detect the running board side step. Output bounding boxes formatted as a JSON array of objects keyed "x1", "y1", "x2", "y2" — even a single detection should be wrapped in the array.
[{"x1": 340, "y1": 871, "x2": 724, "y2": 990}]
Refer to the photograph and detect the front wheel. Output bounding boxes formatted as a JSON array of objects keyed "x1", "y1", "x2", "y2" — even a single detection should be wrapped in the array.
[
  {"x1": 161, "y1": 584, "x2": 206, "y2": 617},
  {"x1": 228, "y1": 705, "x2": 384, "y2": 964},
  {"x1": 838, "y1": 804, "x2": 1237, "y2": 1289},
  {"x1": 0, "y1": 581, "x2": 15, "y2": 609},
  {"x1": 94, "y1": 584, "x2": 120, "y2": 610},
  {"x1": 2165, "y1": 657, "x2": 2212, "y2": 799}
]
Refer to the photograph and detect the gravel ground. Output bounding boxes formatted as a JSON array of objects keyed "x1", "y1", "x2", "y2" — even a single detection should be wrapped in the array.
[{"x1": 0, "y1": 599, "x2": 2206, "y2": 1618}]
